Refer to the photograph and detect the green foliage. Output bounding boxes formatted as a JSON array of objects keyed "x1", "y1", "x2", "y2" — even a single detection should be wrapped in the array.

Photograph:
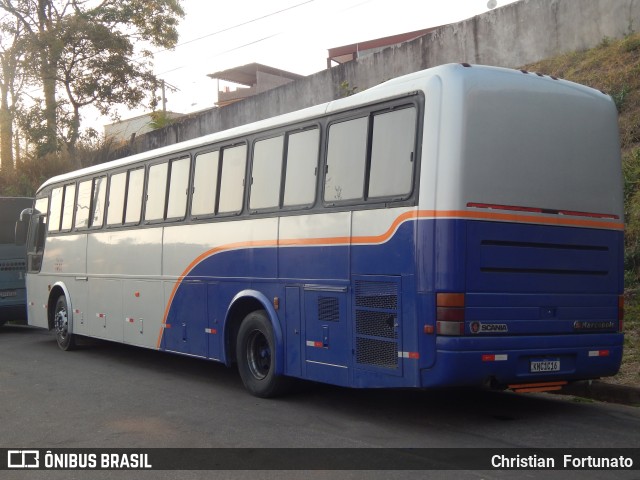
[
  {"x1": 0, "y1": 131, "x2": 117, "y2": 196},
  {"x1": 338, "y1": 81, "x2": 358, "y2": 98},
  {"x1": 622, "y1": 148, "x2": 640, "y2": 205},
  {"x1": 611, "y1": 85, "x2": 630, "y2": 112},
  {"x1": 0, "y1": 155, "x2": 73, "y2": 197},
  {"x1": 622, "y1": 35, "x2": 640, "y2": 53},
  {"x1": 0, "y1": 0, "x2": 185, "y2": 164},
  {"x1": 618, "y1": 292, "x2": 640, "y2": 385},
  {"x1": 624, "y1": 149, "x2": 640, "y2": 285},
  {"x1": 598, "y1": 36, "x2": 612, "y2": 48},
  {"x1": 149, "y1": 111, "x2": 175, "y2": 130}
]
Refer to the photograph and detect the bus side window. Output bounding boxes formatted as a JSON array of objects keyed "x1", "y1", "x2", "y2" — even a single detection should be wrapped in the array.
[
  {"x1": 125, "y1": 168, "x2": 144, "y2": 224},
  {"x1": 166, "y1": 156, "x2": 190, "y2": 220},
  {"x1": 106, "y1": 172, "x2": 127, "y2": 226},
  {"x1": 49, "y1": 187, "x2": 63, "y2": 232},
  {"x1": 368, "y1": 107, "x2": 416, "y2": 199},
  {"x1": 60, "y1": 183, "x2": 76, "y2": 231},
  {"x1": 218, "y1": 144, "x2": 247, "y2": 214},
  {"x1": 250, "y1": 135, "x2": 284, "y2": 211},
  {"x1": 325, "y1": 117, "x2": 368, "y2": 202},
  {"x1": 283, "y1": 128, "x2": 319, "y2": 207},
  {"x1": 75, "y1": 180, "x2": 92, "y2": 229},
  {"x1": 91, "y1": 176, "x2": 107, "y2": 228},
  {"x1": 192, "y1": 151, "x2": 219, "y2": 217},
  {"x1": 145, "y1": 162, "x2": 168, "y2": 222}
]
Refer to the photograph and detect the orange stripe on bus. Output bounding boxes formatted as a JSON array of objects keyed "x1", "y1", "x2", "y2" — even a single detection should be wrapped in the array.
[
  {"x1": 435, "y1": 210, "x2": 624, "y2": 230},
  {"x1": 155, "y1": 209, "x2": 623, "y2": 348},
  {"x1": 157, "y1": 239, "x2": 276, "y2": 349}
]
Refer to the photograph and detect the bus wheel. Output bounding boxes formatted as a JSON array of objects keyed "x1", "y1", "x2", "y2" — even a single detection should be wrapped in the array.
[
  {"x1": 53, "y1": 295, "x2": 76, "y2": 351},
  {"x1": 236, "y1": 310, "x2": 290, "y2": 398}
]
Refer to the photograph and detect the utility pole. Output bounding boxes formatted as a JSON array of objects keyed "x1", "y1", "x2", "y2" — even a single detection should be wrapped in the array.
[
  {"x1": 158, "y1": 79, "x2": 179, "y2": 113},
  {"x1": 161, "y1": 79, "x2": 167, "y2": 112}
]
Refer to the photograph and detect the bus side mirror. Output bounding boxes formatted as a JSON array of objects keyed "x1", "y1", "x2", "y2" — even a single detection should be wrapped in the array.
[
  {"x1": 15, "y1": 219, "x2": 27, "y2": 246},
  {"x1": 15, "y1": 208, "x2": 33, "y2": 246}
]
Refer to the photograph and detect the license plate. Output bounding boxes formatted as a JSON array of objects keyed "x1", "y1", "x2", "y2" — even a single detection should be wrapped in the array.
[{"x1": 530, "y1": 359, "x2": 560, "y2": 373}]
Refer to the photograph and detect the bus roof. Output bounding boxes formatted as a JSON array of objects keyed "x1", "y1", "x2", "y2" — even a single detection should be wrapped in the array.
[{"x1": 37, "y1": 63, "x2": 612, "y2": 194}]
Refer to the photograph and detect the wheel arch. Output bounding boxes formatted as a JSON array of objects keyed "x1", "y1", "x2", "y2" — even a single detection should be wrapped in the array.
[
  {"x1": 222, "y1": 290, "x2": 284, "y2": 375},
  {"x1": 47, "y1": 282, "x2": 72, "y2": 332}
]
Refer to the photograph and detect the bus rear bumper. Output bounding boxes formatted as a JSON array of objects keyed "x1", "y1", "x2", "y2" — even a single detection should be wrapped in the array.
[{"x1": 420, "y1": 333, "x2": 624, "y2": 389}]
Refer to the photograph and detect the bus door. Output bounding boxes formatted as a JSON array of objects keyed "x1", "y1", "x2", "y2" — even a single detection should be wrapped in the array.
[
  {"x1": 71, "y1": 177, "x2": 106, "y2": 337},
  {"x1": 22, "y1": 198, "x2": 49, "y2": 329}
]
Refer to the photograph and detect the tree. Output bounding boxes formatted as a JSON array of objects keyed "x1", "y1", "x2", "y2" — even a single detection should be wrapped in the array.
[
  {"x1": 0, "y1": 0, "x2": 184, "y2": 167},
  {"x1": 0, "y1": 12, "x2": 24, "y2": 171}
]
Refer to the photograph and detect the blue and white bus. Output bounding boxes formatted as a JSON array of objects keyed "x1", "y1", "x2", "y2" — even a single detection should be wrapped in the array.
[
  {"x1": 18, "y1": 64, "x2": 624, "y2": 397},
  {"x1": 0, "y1": 196, "x2": 32, "y2": 326}
]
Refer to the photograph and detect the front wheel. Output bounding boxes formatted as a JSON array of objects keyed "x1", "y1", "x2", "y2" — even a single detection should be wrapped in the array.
[
  {"x1": 53, "y1": 295, "x2": 76, "y2": 351},
  {"x1": 236, "y1": 310, "x2": 291, "y2": 398}
]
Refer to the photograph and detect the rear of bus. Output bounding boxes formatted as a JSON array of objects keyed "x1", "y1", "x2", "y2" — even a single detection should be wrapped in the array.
[
  {"x1": 422, "y1": 65, "x2": 624, "y2": 391},
  {"x1": 0, "y1": 197, "x2": 32, "y2": 326}
]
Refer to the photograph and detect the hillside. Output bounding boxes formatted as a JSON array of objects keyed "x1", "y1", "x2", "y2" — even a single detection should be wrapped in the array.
[{"x1": 525, "y1": 33, "x2": 640, "y2": 388}]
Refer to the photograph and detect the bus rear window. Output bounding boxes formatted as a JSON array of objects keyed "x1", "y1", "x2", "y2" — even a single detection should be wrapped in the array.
[{"x1": 461, "y1": 84, "x2": 623, "y2": 217}]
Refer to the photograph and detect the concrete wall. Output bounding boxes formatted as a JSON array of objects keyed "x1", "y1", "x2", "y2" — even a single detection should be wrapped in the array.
[
  {"x1": 116, "y1": 0, "x2": 640, "y2": 158},
  {"x1": 105, "y1": 112, "x2": 183, "y2": 144}
]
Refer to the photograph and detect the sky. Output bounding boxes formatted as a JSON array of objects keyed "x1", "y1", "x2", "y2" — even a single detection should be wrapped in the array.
[{"x1": 100, "y1": 0, "x2": 521, "y2": 129}]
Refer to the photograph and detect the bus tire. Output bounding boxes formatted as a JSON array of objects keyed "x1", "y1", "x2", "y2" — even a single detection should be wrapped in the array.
[
  {"x1": 53, "y1": 294, "x2": 76, "y2": 351},
  {"x1": 236, "y1": 310, "x2": 290, "y2": 398}
]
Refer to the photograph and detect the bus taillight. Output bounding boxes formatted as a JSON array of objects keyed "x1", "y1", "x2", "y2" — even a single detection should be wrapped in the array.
[
  {"x1": 436, "y1": 293, "x2": 465, "y2": 336},
  {"x1": 618, "y1": 295, "x2": 624, "y2": 332}
]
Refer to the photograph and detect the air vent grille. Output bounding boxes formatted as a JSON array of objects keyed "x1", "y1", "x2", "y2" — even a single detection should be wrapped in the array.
[{"x1": 354, "y1": 277, "x2": 400, "y2": 372}]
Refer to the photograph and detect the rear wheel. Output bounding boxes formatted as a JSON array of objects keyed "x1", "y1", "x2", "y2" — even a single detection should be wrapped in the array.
[
  {"x1": 236, "y1": 310, "x2": 291, "y2": 397},
  {"x1": 53, "y1": 295, "x2": 76, "y2": 351}
]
